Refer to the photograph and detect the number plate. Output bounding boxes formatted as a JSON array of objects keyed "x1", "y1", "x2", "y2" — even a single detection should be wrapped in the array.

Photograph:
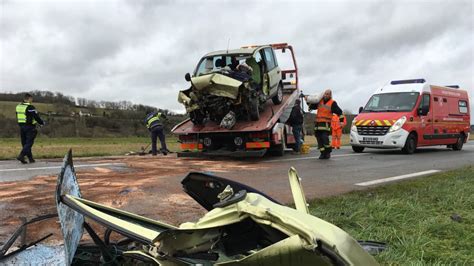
[{"x1": 363, "y1": 137, "x2": 379, "y2": 142}]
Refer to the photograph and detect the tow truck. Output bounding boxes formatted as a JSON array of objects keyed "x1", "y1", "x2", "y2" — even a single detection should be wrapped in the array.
[{"x1": 172, "y1": 43, "x2": 301, "y2": 157}]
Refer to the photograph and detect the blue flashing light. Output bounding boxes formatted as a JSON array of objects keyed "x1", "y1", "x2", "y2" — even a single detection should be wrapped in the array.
[{"x1": 390, "y1": 79, "x2": 426, "y2": 85}]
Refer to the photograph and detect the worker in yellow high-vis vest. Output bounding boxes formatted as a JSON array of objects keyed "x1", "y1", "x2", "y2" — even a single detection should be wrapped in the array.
[
  {"x1": 16, "y1": 93, "x2": 44, "y2": 164},
  {"x1": 144, "y1": 110, "x2": 168, "y2": 156}
]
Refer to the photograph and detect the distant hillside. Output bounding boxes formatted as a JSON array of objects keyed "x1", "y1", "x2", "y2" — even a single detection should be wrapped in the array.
[{"x1": 0, "y1": 91, "x2": 186, "y2": 138}]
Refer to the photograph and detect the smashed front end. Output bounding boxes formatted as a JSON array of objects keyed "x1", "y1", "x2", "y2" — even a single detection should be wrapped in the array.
[{"x1": 179, "y1": 70, "x2": 259, "y2": 129}]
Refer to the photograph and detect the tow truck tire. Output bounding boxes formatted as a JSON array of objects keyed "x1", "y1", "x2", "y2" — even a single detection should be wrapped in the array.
[
  {"x1": 402, "y1": 133, "x2": 417, "y2": 154},
  {"x1": 272, "y1": 83, "x2": 283, "y2": 105},
  {"x1": 249, "y1": 96, "x2": 260, "y2": 121},
  {"x1": 271, "y1": 131, "x2": 286, "y2": 156},
  {"x1": 452, "y1": 134, "x2": 465, "y2": 151},
  {"x1": 352, "y1": 146, "x2": 365, "y2": 153}
]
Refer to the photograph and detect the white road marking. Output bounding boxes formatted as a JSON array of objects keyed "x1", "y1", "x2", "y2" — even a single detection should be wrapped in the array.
[
  {"x1": 0, "y1": 163, "x2": 125, "y2": 172},
  {"x1": 265, "y1": 153, "x2": 367, "y2": 163},
  {"x1": 355, "y1": 169, "x2": 441, "y2": 186}
]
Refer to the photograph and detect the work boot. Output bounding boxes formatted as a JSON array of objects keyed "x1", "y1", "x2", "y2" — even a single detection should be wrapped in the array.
[
  {"x1": 17, "y1": 156, "x2": 27, "y2": 164},
  {"x1": 326, "y1": 152, "x2": 331, "y2": 159}
]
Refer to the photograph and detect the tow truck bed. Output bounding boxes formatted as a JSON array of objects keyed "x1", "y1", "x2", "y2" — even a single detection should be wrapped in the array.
[{"x1": 172, "y1": 89, "x2": 298, "y2": 134}]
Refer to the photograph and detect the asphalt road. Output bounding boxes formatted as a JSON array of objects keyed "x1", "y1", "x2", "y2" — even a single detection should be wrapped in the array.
[
  {"x1": 1, "y1": 143, "x2": 473, "y2": 201},
  {"x1": 0, "y1": 159, "x2": 128, "y2": 182}
]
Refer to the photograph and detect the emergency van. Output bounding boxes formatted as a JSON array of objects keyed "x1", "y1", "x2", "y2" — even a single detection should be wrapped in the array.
[{"x1": 350, "y1": 79, "x2": 470, "y2": 154}]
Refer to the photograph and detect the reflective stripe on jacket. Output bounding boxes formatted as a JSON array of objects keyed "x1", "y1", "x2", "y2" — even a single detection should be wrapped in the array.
[
  {"x1": 16, "y1": 103, "x2": 37, "y2": 125},
  {"x1": 146, "y1": 112, "x2": 162, "y2": 129}
]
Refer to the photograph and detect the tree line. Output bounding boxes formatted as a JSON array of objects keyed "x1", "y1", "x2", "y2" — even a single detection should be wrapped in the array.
[{"x1": 0, "y1": 91, "x2": 184, "y2": 138}]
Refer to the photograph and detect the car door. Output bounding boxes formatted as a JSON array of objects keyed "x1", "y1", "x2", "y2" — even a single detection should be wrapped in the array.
[{"x1": 263, "y1": 47, "x2": 281, "y2": 96}]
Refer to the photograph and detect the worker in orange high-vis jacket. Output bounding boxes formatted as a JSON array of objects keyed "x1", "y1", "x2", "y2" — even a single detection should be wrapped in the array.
[
  {"x1": 305, "y1": 89, "x2": 342, "y2": 159},
  {"x1": 331, "y1": 113, "x2": 346, "y2": 149}
]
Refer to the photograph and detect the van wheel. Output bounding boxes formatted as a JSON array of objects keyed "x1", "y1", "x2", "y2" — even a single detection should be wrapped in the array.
[
  {"x1": 352, "y1": 146, "x2": 365, "y2": 153},
  {"x1": 452, "y1": 134, "x2": 465, "y2": 151},
  {"x1": 402, "y1": 133, "x2": 417, "y2": 154},
  {"x1": 248, "y1": 96, "x2": 260, "y2": 121},
  {"x1": 272, "y1": 83, "x2": 283, "y2": 105}
]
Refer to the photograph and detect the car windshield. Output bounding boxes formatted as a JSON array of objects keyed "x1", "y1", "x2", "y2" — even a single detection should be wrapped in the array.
[
  {"x1": 195, "y1": 55, "x2": 249, "y2": 76},
  {"x1": 363, "y1": 92, "x2": 419, "y2": 112}
]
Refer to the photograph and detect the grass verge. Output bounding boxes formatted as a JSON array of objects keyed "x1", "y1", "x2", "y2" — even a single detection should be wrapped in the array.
[
  {"x1": 309, "y1": 166, "x2": 474, "y2": 265},
  {"x1": 0, "y1": 136, "x2": 180, "y2": 159}
]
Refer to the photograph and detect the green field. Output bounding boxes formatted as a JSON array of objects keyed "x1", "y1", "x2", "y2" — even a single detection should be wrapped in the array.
[
  {"x1": 0, "y1": 136, "x2": 180, "y2": 159},
  {"x1": 310, "y1": 167, "x2": 474, "y2": 265}
]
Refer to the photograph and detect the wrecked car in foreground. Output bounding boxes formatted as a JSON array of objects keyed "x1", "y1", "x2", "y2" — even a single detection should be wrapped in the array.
[{"x1": 52, "y1": 150, "x2": 380, "y2": 265}]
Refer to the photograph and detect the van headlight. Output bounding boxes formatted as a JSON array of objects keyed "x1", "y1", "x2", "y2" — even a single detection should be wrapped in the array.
[
  {"x1": 389, "y1": 116, "x2": 407, "y2": 133},
  {"x1": 351, "y1": 120, "x2": 357, "y2": 132}
]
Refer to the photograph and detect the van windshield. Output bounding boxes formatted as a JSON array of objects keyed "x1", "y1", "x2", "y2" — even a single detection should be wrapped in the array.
[{"x1": 363, "y1": 92, "x2": 419, "y2": 112}]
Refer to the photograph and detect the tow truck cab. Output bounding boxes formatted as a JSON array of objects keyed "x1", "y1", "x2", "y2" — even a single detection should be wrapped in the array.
[{"x1": 350, "y1": 79, "x2": 470, "y2": 154}]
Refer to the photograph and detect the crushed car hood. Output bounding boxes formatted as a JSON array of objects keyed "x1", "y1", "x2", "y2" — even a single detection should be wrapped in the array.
[{"x1": 191, "y1": 73, "x2": 242, "y2": 99}]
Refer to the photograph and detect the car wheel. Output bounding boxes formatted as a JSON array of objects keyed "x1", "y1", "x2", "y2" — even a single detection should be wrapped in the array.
[
  {"x1": 452, "y1": 134, "x2": 465, "y2": 151},
  {"x1": 272, "y1": 83, "x2": 283, "y2": 105},
  {"x1": 190, "y1": 110, "x2": 205, "y2": 125},
  {"x1": 402, "y1": 133, "x2": 417, "y2": 154},
  {"x1": 248, "y1": 96, "x2": 260, "y2": 121},
  {"x1": 352, "y1": 146, "x2": 365, "y2": 153}
]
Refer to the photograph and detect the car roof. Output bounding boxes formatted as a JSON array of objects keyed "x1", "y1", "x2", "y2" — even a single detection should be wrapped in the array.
[{"x1": 203, "y1": 45, "x2": 270, "y2": 57}]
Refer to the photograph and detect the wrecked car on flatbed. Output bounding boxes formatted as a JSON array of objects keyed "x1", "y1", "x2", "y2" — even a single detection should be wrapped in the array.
[{"x1": 178, "y1": 44, "x2": 287, "y2": 128}]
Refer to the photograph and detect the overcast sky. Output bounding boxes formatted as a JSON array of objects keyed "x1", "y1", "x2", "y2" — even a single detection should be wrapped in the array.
[{"x1": 1, "y1": 0, "x2": 473, "y2": 117}]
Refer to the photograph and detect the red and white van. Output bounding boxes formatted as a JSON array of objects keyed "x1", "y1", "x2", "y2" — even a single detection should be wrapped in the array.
[{"x1": 350, "y1": 79, "x2": 470, "y2": 154}]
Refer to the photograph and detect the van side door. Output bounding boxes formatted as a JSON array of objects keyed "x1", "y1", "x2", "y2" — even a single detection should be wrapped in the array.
[
  {"x1": 418, "y1": 94, "x2": 434, "y2": 145},
  {"x1": 431, "y1": 96, "x2": 452, "y2": 145},
  {"x1": 262, "y1": 47, "x2": 281, "y2": 96}
]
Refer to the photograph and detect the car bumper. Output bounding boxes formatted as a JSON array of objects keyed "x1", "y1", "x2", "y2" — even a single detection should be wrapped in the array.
[{"x1": 350, "y1": 129, "x2": 409, "y2": 148}]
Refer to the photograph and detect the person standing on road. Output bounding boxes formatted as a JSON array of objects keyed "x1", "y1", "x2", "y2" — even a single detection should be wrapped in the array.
[
  {"x1": 287, "y1": 98, "x2": 304, "y2": 154},
  {"x1": 331, "y1": 113, "x2": 346, "y2": 149},
  {"x1": 145, "y1": 110, "x2": 168, "y2": 156},
  {"x1": 16, "y1": 93, "x2": 44, "y2": 164},
  {"x1": 305, "y1": 89, "x2": 342, "y2": 159}
]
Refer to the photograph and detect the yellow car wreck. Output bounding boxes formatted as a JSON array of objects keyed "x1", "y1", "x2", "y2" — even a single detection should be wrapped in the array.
[{"x1": 56, "y1": 150, "x2": 380, "y2": 265}]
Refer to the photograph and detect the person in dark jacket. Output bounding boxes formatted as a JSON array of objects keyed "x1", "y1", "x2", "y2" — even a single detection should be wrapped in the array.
[
  {"x1": 144, "y1": 111, "x2": 168, "y2": 156},
  {"x1": 287, "y1": 99, "x2": 304, "y2": 154},
  {"x1": 16, "y1": 93, "x2": 44, "y2": 164}
]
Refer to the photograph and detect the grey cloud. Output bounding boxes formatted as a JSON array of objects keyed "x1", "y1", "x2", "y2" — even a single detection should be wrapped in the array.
[{"x1": 1, "y1": 0, "x2": 472, "y2": 121}]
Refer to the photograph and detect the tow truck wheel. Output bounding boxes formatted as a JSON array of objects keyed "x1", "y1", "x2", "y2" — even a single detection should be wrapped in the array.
[
  {"x1": 402, "y1": 133, "x2": 417, "y2": 154},
  {"x1": 452, "y1": 134, "x2": 465, "y2": 151},
  {"x1": 271, "y1": 131, "x2": 286, "y2": 156},
  {"x1": 272, "y1": 83, "x2": 283, "y2": 105},
  {"x1": 352, "y1": 146, "x2": 365, "y2": 153}
]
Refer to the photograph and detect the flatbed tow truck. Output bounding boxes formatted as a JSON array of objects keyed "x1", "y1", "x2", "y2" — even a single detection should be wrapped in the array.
[{"x1": 172, "y1": 43, "x2": 301, "y2": 157}]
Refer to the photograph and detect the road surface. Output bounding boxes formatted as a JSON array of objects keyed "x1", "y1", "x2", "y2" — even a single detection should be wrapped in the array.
[{"x1": 1, "y1": 143, "x2": 473, "y2": 243}]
